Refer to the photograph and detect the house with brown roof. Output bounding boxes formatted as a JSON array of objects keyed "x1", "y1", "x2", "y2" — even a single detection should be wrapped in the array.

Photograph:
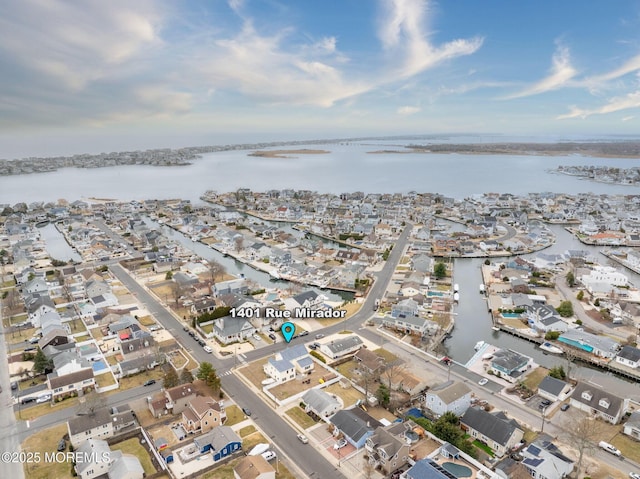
[
  {"x1": 165, "y1": 383, "x2": 198, "y2": 414},
  {"x1": 48, "y1": 368, "x2": 95, "y2": 400},
  {"x1": 354, "y1": 348, "x2": 385, "y2": 376},
  {"x1": 233, "y1": 454, "x2": 275, "y2": 479},
  {"x1": 182, "y1": 396, "x2": 226, "y2": 434}
]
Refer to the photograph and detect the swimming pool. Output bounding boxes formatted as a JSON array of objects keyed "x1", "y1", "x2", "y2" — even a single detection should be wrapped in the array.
[
  {"x1": 501, "y1": 313, "x2": 521, "y2": 318},
  {"x1": 442, "y1": 462, "x2": 472, "y2": 478}
]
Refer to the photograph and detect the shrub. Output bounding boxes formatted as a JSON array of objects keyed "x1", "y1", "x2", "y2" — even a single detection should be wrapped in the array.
[{"x1": 310, "y1": 350, "x2": 326, "y2": 363}]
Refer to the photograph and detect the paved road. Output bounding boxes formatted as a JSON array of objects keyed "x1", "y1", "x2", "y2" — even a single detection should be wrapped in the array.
[{"x1": 0, "y1": 325, "x2": 24, "y2": 478}]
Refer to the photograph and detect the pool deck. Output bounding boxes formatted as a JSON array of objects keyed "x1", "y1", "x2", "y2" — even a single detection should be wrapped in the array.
[{"x1": 431, "y1": 455, "x2": 480, "y2": 479}]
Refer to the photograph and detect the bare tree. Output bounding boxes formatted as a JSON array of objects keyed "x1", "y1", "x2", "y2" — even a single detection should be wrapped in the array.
[
  {"x1": 381, "y1": 359, "x2": 406, "y2": 391},
  {"x1": 170, "y1": 281, "x2": 184, "y2": 306},
  {"x1": 208, "y1": 261, "x2": 226, "y2": 285},
  {"x1": 564, "y1": 348, "x2": 578, "y2": 380},
  {"x1": 234, "y1": 236, "x2": 244, "y2": 253},
  {"x1": 77, "y1": 391, "x2": 107, "y2": 416},
  {"x1": 362, "y1": 458, "x2": 375, "y2": 479},
  {"x1": 561, "y1": 412, "x2": 605, "y2": 478}
]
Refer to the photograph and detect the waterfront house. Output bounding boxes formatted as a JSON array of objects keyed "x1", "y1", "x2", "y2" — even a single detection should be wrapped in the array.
[
  {"x1": 615, "y1": 345, "x2": 640, "y2": 368},
  {"x1": 213, "y1": 278, "x2": 248, "y2": 297},
  {"x1": 490, "y1": 349, "x2": 531, "y2": 383},
  {"x1": 302, "y1": 388, "x2": 341, "y2": 420},
  {"x1": 405, "y1": 458, "x2": 462, "y2": 479},
  {"x1": 558, "y1": 329, "x2": 620, "y2": 358},
  {"x1": 460, "y1": 407, "x2": 524, "y2": 457},
  {"x1": 569, "y1": 382, "x2": 628, "y2": 424},
  {"x1": 623, "y1": 411, "x2": 640, "y2": 440},
  {"x1": 391, "y1": 298, "x2": 420, "y2": 318},
  {"x1": 524, "y1": 304, "x2": 568, "y2": 334},
  {"x1": 424, "y1": 380, "x2": 472, "y2": 417}
]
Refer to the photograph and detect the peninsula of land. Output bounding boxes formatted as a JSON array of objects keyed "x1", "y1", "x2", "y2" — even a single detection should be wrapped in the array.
[{"x1": 248, "y1": 148, "x2": 330, "y2": 158}]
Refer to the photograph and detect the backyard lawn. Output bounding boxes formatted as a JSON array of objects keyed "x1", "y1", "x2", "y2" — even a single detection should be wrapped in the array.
[
  {"x1": 224, "y1": 404, "x2": 245, "y2": 426},
  {"x1": 325, "y1": 382, "x2": 364, "y2": 408},
  {"x1": 111, "y1": 437, "x2": 156, "y2": 476},
  {"x1": 285, "y1": 406, "x2": 317, "y2": 429},
  {"x1": 522, "y1": 366, "x2": 548, "y2": 391},
  {"x1": 21, "y1": 424, "x2": 70, "y2": 479}
]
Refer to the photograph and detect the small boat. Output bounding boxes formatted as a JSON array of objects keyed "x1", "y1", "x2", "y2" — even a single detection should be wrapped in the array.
[
  {"x1": 491, "y1": 326, "x2": 500, "y2": 331},
  {"x1": 539, "y1": 342, "x2": 563, "y2": 354},
  {"x1": 35, "y1": 220, "x2": 50, "y2": 228},
  {"x1": 479, "y1": 284, "x2": 485, "y2": 294},
  {"x1": 474, "y1": 341, "x2": 485, "y2": 351},
  {"x1": 482, "y1": 353, "x2": 494, "y2": 360},
  {"x1": 454, "y1": 283, "x2": 459, "y2": 292},
  {"x1": 269, "y1": 270, "x2": 280, "y2": 280},
  {"x1": 453, "y1": 292, "x2": 460, "y2": 302}
]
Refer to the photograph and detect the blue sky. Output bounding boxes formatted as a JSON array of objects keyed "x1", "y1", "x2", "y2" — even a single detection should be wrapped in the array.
[{"x1": 1, "y1": 0, "x2": 640, "y2": 157}]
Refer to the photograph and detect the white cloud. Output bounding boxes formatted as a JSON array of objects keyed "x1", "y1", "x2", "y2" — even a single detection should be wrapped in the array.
[
  {"x1": 397, "y1": 106, "x2": 420, "y2": 115},
  {"x1": 588, "y1": 53, "x2": 640, "y2": 83},
  {"x1": 504, "y1": 44, "x2": 577, "y2": 99},
  {"x1": 557, "y1": 90, "x2": 640, "y2": 119},
  {"x1": 378, "y1": 0, "x2": 483, "y2": 80}
]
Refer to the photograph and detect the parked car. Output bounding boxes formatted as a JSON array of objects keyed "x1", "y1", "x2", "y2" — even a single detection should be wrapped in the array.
[
  {"x1": 309, "y1": 343, "x2": 318, "y2": 350},
  {"x1": 11, "y1": 381, "x2": 18, "y2": 391},
  {"x1": 253, "y1": 334, "x2": 262, "y2": 341},
  {"x1": 21, "y1": 396, "x2": 36, "y2": 404},
  {"x1": 261, "y1": 451, "x2": 277, "y2": 461},
  {"x1": 478, "y1": 378, "x2": 488, "y2": 386},
  {"x1": 540, "y1": 399, "x2": 551, "y2": 406},
  {"x1": 203, "y1": 345, "x2": 213, "y2": 353},
  {"x1": 560, "y1": 403, "x2": 570, "y2": 411},
  {"x1": 299, "y1": 331, "x2": 309, "y2": 337},
  {"x1": 334, "y1": 439, "x2": 347, "y2": 450},
  {"x1": 242, "y1": 407, "x2": 252, "y2": 416},
  {"x1": 57, "y1": 439, "x2": 66, "y2": 452},
  {"x1": 629, "y1": 473, "x2": 640, "y2": 479},
  {"x1": 314, "y1": 333, "x2": 325, "y2": 339},
  {"x1": 143, "y1": 379, "x2": 156, "y2": 386},
  {"x1": 36, "y1": 394, "x2": 52, "y2": 403},
  {"x1": 297, "y1": 434, "x2": 309, "y2": 444},
  {"x1": 268, "y1": 333, "x2": 277, "y2": 341}
]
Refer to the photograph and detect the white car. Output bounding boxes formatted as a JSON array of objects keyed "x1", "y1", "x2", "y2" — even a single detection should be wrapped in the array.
[
  {"x1": 334, "y1": 439, "x2": 347, "y2": 450},
  {"x1": 253, "y1": 334, "x2": 262, "y2": 341},
  {"x1": 297, "y1": 434, "x2": 309, "y2": 444},
  {"x1": 478, "y1": 378, "x2": 489, "y2": 386},
  {"x1": 203, "y1": 345, "x2": 213, "y2": 353},
  {"x1": 36, "y1": 394, "x2": 52, "y2": 403},
  {"x1": 629, "y1": 473, "x2": 640, "y2": 479}
]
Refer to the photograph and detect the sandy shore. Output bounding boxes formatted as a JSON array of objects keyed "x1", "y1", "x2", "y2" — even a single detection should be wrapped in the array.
[{"x1": 248, "y1": 148, "x2": 330, "y2": 158}]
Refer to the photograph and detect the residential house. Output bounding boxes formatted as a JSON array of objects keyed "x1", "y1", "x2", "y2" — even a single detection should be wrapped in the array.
[
  {"x1": 569, "y1": 382, "x2": 628, "y2": 424},
  {"x1": 74, "y1": 439, "x2": 113, "y2": 479},
  {"x1": 383, "y1": 314, "x2": 437, "y2": 337},
  {"x1": 623, "y1": 411, "x2": 640, "y2": 440},
  {"x1": 284, "y1": 290, "x2": 327, "y2": 311},
  {"x1": 524, "y1": 304, "x2": 568, "y2": 334},
  {"x1": 48, "y1": 368, "x2": 95, "y2": 401},
  {"x1": 107, "y1": 455, "x2": 144, "y2": 479},
  {"x1": 537, "y1": 376, "x2": 572, "y2": 402},
  {"x1": 264, "y1": 344, "x2": 314, "y2": 383},
  {"x1": 302, "y1": 388, "x2": 341, "y2": 420},
  {"x1": 330, "y1": 408, "x2": 382, "y2": 449},
  {"x1": 521, "y1": 439, "x2": 574, "y2": 479},
  {"x1": 213, "y1": 316, "x2": 256, "y2": 344},
  {"x1": 615, "y1": 345, "x2": 640, "y2": 369},
  {"x1": 404, "y1": 459, "x2": 460, "y2": 479},
  {"x1": 191, "y1": 297, "x2": 217, "y2": 315},
  {"x1": 182, "y1": 396, "x2": 226, "y2": 434},
  {"x1": 365, "y1": 422, "x2": 412, "y2": 475},
  {"x1": 213, "y1": 279, "x2": 248, "y2": 297},
  {"x1": 424, "y1": 380, "x2": 472, "y2": 417},
  {"x1": 391, "y1": 298, "x2": 420, "y2": 318},
  {"x1": 234, "y1": 455, "x2": 275, "y2": 479},
  {"x1": 460, "y1": 407, "x2": 524, "y2": 457},
  {"x1": 390, "y1": 370, "x2": 428, "y2": 396},
  {"x1": 67, "y1": 408, "x2": 114, "y2": 447},
  {"x1": 490, "y1": 349, "x2": 531, "y2": 383},
  {"x1": 558, "y1": 330, "x2": 621, "y2": 358},
  {"x1": 411, "y1": 254, "x2": 433, "y2": 273},
  {"x1": 354, "y1": 348, "x2": 385, "y2": 376},
  {"x1": 165, "y1": 383, "x2": 198, "y2": 414},
  {"x1": 269, "y1": 248, "x2": 291, "y2": 266},
  {"x1": 193, "y1": 426, "x2": 242, "y2": 461},
  {"x1": 26, "y1": 295, "x2": 56, "y2": 327},
  {"x1": 319, "y1": 335, "x2": 364, "y2": 360}
]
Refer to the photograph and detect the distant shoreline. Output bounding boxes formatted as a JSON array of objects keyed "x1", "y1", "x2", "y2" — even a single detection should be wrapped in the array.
[
  {"x1": 248, "y1": 148, "x2": 330, "y2": 158},
  {"x1": 367, "y1": 142, "x2": 640, "y2": 159}
]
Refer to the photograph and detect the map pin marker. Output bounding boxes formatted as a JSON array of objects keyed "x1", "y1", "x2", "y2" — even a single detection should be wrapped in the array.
[{"x1": 281, "y1": 322, "x2": 295, "y2": 343}]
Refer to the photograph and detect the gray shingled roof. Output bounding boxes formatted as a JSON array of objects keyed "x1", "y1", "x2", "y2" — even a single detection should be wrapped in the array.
[
  {"x1": 460, "y1": 407, "x2": 522, "y2": 447},
  {"x1": 538, "y1": 376, "x2": 568, "y2": 397}
]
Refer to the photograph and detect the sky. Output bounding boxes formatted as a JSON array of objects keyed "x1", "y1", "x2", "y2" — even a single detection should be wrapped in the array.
[{"x1": 2, "y1": 0, "x2": 640, "y2": 158}]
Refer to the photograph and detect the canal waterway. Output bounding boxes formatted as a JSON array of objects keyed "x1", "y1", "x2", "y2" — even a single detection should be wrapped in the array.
[
  {"x1": 446, "y1": 224, "x2": 640, "y2": 396},
  {"x1": 38, "y1": 223, "x2": 82, "y2": 263}
]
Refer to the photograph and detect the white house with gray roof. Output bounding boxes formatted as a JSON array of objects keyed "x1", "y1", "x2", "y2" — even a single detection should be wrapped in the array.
[
  {"x1": 302, "y1": 388, "x2": 341, "y2": 420},
  {"x1": 537, "y1": 376, "x2": 572, "y2": 402},
  {"x1": 263, "y1": 344, "x2": 313, "y2": 383},
  {"x1": 569, "y1": 382, "x2": 628, "y2": 424},
  {"x1": 558, "y1": 329, "x2": 620, "y2": 358},
  {"x1": 319, "y1": 335, "x2": 364, "y2": 360},
  {"x1": 213, "y1": 316, "x2": 256, "y2": 344},
  {"x1": 623, "y1": 411, "x2": 640, "y2": 440},
  {"x1": 424, "y1": 380, "x2": 472, "y2": 417},
  {"x1": 615, "y1": 345, "x2": 640, "y2": 368},
  {"x1": 521, "y1": 439, "x2": 574, "y2": 479},
  {"x1": 460, "y1": 407, "x2": 524, "y2": 457}
]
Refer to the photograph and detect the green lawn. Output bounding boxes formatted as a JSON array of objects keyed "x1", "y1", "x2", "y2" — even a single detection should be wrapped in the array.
[
  {"x1": 472, "y1": 439, "x2": 494, "y2": 457},
  {"x1": 285, "y1": 407, "x2": 317, "y2": 429}
]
